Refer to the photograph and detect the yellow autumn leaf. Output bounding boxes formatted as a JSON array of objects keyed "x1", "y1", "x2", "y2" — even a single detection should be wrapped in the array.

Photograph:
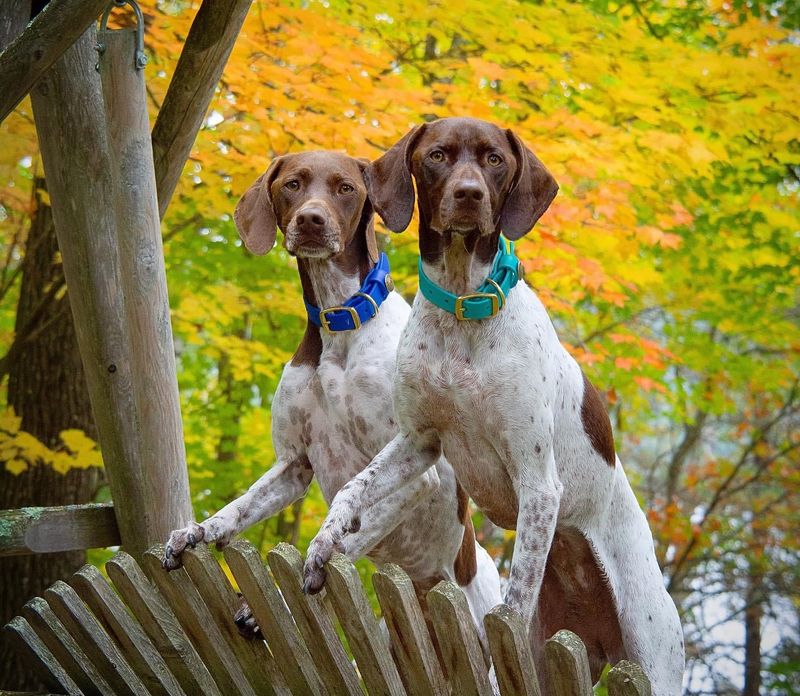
[
  {"x1": 5, "y1": 458, "x2": 28, "y2": 475},
  {"x1": 0, "y1": 408, "x2": 21, "y2": 434},
  {"x1": 60, "y1": 429, "x2": 97, "y2": 456}
]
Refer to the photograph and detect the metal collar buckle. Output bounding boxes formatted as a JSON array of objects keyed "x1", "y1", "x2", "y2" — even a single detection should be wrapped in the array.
[
  {"x1": 454, "y1": 292, "x2": 499, "y2": 321},
  {"x1": 319, "y1": 306, "x2": 361, "y2": 333}
]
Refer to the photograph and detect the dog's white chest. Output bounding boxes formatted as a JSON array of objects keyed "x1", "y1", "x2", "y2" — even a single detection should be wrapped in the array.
[{"x1": 275, "y1": 294, "x2": 409, "y2": 503}]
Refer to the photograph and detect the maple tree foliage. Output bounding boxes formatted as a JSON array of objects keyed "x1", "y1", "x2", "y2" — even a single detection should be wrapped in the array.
[{"x1": 0, "y1": 0, "x2": 798, "y2": 691}]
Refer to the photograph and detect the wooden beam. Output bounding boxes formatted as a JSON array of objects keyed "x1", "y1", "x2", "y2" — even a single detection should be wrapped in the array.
[
  {"x1": 0, "y1": 1, "x2": 30, "y2": 51},
  {"x1": 0, "y1": 504, "x2": 120, "y2": 557},
  {"x1": 151, "y1": 0, "x2": 252, "y2": 218},
  {"x1": 98, "y1": 28, "x2": 193, "y2": 544},
  {"x1": 0, "y1": 0, "x2": 109, "y2": 123},
  {"x1": 30, "y1": 27, "x2": 191, "y2": 559}
]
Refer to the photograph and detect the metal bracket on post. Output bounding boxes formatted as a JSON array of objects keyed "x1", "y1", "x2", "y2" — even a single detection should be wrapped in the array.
[{"x1": 96, "y1": 0, "x2": 147, "y2": 70}]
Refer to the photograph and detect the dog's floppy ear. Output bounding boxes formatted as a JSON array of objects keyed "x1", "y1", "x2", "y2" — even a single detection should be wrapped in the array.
[
  {"x1": 356, "y1": 159, "x2": 380, "y2": 264},
  {"x1": 365, "y1": 124, "x2": 427, "y2": 233},
  {"x1": 234, "y1": 157, "x2": 284, "y2": 255},
  {"x1": 500, "y1": 130, "x2": 558, "y2": 240}
]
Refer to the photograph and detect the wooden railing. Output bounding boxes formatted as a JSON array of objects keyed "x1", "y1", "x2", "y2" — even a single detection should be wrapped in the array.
[
  {"x1": 0, "y1": 504, "x2": 120, "y2": 557},
  {"x1": 4, "y1": 540, "x2": 652, "y2": 695}
]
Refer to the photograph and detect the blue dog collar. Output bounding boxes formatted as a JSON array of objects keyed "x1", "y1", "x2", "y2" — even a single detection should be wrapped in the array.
[
  {"x1": 418, "y1": 236, "x2": 520, "y2": 321},
  {"x1": 305, "y1": 252, "x2": 393, "y2": 333}
]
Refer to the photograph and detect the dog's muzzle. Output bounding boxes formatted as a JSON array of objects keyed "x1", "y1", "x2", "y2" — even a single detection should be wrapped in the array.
[
  {"x1": 439, "y1": 177, "x2": 494, "y2": 235},
  {"x1": 284, "y1": 201, "x2": 342, "y2": 257}
]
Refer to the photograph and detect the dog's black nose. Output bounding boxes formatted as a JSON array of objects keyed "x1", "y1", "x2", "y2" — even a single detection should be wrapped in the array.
[{"x1": 453, "y1": 182, "x2": 484, "y2": 202}]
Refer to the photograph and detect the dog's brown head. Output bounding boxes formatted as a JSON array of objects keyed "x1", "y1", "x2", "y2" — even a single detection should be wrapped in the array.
[
  {"x1": 234, "y1": 150, "x2": 377, "y2": 262},
  {"x1": 366, "y1": 117, "x2": 557, "y2": 258}
]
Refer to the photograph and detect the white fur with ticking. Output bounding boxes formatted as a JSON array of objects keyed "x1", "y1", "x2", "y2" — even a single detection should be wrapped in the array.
[
  {"x1": 163, "y1": 248, "x2": 502, "y2": 639},
  {"x1": 306, "y1": 238, "x2": 685, "y2": 694}
]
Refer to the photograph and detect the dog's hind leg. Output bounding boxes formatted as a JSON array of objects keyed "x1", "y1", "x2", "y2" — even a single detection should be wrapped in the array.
[{"x1": 584, "y1": 463, "x2": 685, "y2": 696}]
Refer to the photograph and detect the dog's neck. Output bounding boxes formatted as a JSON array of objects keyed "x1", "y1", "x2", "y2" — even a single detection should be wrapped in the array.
[
  {"x1": 291, "y1": 230, "x2": 373, "y2": 367},
  {"x1": 419, "y1": 221, "x2": 502, "y2": 296}
]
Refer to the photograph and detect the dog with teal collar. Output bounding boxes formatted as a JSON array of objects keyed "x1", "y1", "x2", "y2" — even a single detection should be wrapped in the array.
[{"x1": 305, "y1": 120, "x2": 684, "y2": 695}]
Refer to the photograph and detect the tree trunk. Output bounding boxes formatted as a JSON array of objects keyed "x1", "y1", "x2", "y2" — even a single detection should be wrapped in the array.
[
  {"x1": 0, "y1": 181, "x2": 100, "y2": 690},
  {"x1": 743, "y1": 559, "x2": 764, "y2": 696}
]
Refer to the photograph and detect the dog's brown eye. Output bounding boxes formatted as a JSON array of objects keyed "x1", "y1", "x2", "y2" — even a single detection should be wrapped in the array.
[
  {"x1": 284, "y1": 180, "x2": 300, "y2": 191},
  {"x1": 339, "y1": 183, "x2": 354, "y2": 194},
  {"x1": 487, "y1": 153, "x2": 503, "y2": 166},
  {"x1": 429, "y1": 150, "x2": 445, "y2": 163}
]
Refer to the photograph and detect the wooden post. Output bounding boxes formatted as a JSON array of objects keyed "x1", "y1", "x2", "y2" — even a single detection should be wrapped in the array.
[
  {"x1": 30, "y1": 26, "x2": 191, "y2": 559},
  {"x1": 98, "y1": 27, "x2": 193, "y2": 542}
]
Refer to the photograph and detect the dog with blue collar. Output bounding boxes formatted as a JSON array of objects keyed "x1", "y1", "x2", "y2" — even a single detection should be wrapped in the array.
[{"x1": 164, "y1": 150, "x2": 503, "y2": 649}]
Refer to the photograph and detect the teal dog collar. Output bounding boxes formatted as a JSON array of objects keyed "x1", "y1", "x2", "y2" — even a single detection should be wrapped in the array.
[{"x1": 418, "y1": 236, "x2": 521, "y2": 321}]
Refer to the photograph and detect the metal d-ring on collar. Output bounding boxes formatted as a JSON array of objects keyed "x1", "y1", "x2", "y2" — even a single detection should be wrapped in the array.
[{"x1": 97, "y1": 0, "x2": 148, "y2": 70}]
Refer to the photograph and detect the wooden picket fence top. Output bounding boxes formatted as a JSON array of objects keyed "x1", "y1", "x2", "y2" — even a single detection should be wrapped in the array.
[{"x1": 4, "y1": 540, "x2": 651, "y2": 695}]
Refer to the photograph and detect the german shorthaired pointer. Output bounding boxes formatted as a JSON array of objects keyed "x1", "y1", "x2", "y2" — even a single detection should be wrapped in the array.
[
  {"x1": 163, "y1": 150, "x2": 501, "y2": 642},
  {"x1": 302, "y1": 123, "x2": 685, "y2": 694}
]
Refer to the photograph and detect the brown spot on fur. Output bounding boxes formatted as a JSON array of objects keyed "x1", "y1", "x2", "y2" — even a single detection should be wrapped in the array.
[
  {"x1": 291, "y1": 323, "x2": 322, "y2": 367},
  {"x1": 536, "y1": 528, "x2": 625, "y2": 682},
  {"x1": 454, "y1": 484, "x2": 477, "y2": 586},
  {"x1": 581, "y1": 372, "x2": 616, "y2": 466}
]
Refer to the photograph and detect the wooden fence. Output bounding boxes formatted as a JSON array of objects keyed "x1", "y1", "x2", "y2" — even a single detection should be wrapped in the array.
[{"x1": 4, "y1": 540, "x2": 651, "y2": 696}]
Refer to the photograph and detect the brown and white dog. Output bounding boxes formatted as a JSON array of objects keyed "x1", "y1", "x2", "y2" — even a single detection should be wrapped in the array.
[
  {"x1": 163, "y1": 150, "x2": 502, "y2": 641},
  {"x1": 302, "y1": 123, "x2": 685, "y2": 694}
]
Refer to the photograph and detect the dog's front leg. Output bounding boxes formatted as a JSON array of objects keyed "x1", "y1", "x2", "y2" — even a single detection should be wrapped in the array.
[
  {"x1": 303, "y1": 430, "x2": 440, "y2": 592},
  {"x1": 505, "y1": 440, "x2": 562, "y2": 628},
  {"x1": 163, "y1": 454, "x2": 313, "y2": 569},
  {"x1": 302, "y1": 470, "x2": 441, "y2": 594}
]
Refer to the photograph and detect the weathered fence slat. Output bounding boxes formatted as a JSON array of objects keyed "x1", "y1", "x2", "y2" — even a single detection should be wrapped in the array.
[
  {"x1": 428, "y1": 580, "x2": 492, "y2": 696},
  {"x1": 326, "y1": 553, "x2": 406, "y2": 696},
  {"x1": 373, "y1": 564, "x2": 448, "y2": 696},
  {"x1": 484, "y1": 604, "x2": 542, "y2": 696},
  {"x1": 43, "y1": 580, "x2": 146, "y2": 696},
  {"x1": 22, "y1": 596, "x2": 114, "y2": 696},
  {"x1": 544, "y1": 629, "x2": 594, "y2": 696},
  {"x1": 71, "y1": 563, "x2": 186, "y2": 696},
  {"x1": 181, "y1": 545, "x2": 287, "y2": 695},
  {"x1": 224, "y1": 541, "x2": 325, "y2": 694},
  {"x1": 608, "y1": 660, "x2": 652, "y2": 696},
  {"x1": 4, "y1": 616, "x2": 82, "y2": 696},
  {"x1": 4, "y1": 541, "x2": 654, "y2": 696},
  {"x1": 141, "y1": 547, "x2": 257, "y2": 696},
  {"x1": 0, "y1": 503, "x2": 120, "y2": 557},
  {"x1": 106, "y1": 551, "x2": 221, "y2": 696},
  {"x1": 267, "y1": 543, "x2": 362, "y2": 696}
]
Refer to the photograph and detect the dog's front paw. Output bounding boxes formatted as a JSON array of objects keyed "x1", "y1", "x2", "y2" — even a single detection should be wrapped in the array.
[
  {"x1": 233, "y1": 594, "x2": 262, "y2": 640},
  {"x1": 302, "y1": 532, "x2": 342, "y2": 594},
  {"x1": 163, "y1": 521, "x2": 206, "y2": 570}
]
